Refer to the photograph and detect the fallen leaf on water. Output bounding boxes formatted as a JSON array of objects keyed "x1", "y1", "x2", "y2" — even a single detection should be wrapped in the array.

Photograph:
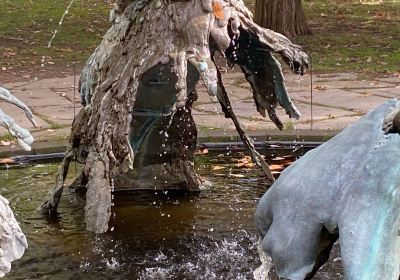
[
  {"x1": 235, "y1": 162, "x2": 255, "y2": 168},
  {"x1": 212, "y1": 165, "x2": 225, "y2": 171},
  {"x1": 195, "y1": 148, "x2": 208, "y2": 155},
  {"x1": 230, "y1": 173, "x2": 245, "y2": 178},
  {"x1": 272, "y1": 156, "x2": 285, "y2": 161},
  {"x1": 270, "y1": 164, "x2": 284, "y2": 171},
  {"x1": 0, "y1": 158, "x2": 15, "y2": 164},
  {"x1": 232, "y1": 155, "x2": 252, "y2": 162}
]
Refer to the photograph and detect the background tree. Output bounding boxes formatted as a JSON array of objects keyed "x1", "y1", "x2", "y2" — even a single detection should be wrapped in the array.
[{"x1": 255, "y1": 0, "x2": 312, "y2": 38}]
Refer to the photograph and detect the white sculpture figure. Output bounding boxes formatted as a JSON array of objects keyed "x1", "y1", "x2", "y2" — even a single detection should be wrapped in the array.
[
  {"x1": 0, "y1": 87, "x2": 37, "y2": 151},
  {"x1": 0, "y1": 196, "x2": 28, "y2": 277},
  {"x1": 0, "y1": 86, "x2": 34, "y2": 277}
]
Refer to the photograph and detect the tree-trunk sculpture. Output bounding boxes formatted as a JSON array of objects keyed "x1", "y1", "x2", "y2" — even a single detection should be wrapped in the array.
[{"x1": 41, "y1": 0, "x2": 309, "y2": 234}]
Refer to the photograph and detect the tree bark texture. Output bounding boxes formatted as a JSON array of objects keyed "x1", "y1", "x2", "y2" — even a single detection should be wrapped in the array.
[
  {"x1": 41, "y1": 0, "x2": 309, "y2": 234},
  {"x1": 255, "y1": 0, "x2": 312, "y2": 38}
]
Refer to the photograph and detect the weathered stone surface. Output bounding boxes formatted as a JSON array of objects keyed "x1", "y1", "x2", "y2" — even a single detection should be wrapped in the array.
[
  {"x1": 30, "y1": 104, "x2": 76, "y2": 125},
  {"x1": 350, "y1": 87, "x2": 400, "y2": 99},
  {"x1": 292, "y1": 89, "x2": 388, "y2": 114},
  {"x1": 296, "y1": 116, "x2": 361, "y2": 130},
  {"x1": 313, "y1": 80, "x2": 393, "y2": 90},
  {"x1": 312, "y1": 73, "x2": 359, "y2": 82},
  {"x1": 375, "y1": 77, "x2": 400, "y2": 85},
  {"x1": 2, "y1": 71, "x2": 399, "y2": 143}
]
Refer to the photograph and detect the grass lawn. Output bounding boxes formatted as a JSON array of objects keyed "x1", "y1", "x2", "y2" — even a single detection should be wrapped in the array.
[
  {"x1": 296, "y1": 0, "x2": 400, "y2": 75},
  {"x1": 0, "y1": 0, "x2": 399, "y2": 82},
  {"x1": 0, "y1": 0, "x2": 111, "y2": 81}
]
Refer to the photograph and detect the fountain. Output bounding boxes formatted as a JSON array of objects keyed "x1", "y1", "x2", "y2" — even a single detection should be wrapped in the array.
[
  {"x1": 40, "y1": 0, "x2": 308, "y2": 234},
  {"x1": 1, "y1": 1, "x2": 399, "y2": 279},
  {"x1": 255, "y1": 100, "x2": 400, "y2": 279}
]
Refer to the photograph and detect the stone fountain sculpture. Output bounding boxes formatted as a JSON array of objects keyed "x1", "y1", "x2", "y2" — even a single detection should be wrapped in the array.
[
  {"x1": 0, "y1": 87, "x2": 32, "y2": 277},
  {"x1": 40, "y1": 0, "x2": 309, "y2": 234},
  {"x1": 255, "y1": 99, "x2": 400, "y2": 280}
]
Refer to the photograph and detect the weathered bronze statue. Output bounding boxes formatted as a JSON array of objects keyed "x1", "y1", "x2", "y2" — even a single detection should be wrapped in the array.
[
  {"x1": 255, "y1": 100, "x2": 400, "y2": 280},
  {"x1": 41, "y1": 0, "x2": 308, "y2": 233}
]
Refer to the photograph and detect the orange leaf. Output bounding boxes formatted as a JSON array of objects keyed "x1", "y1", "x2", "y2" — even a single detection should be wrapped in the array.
[
  {"x1": 244, "y1": 163, "x2": 255, "y2": 168},
  {"x1": 269, "y1": 164, "x2": 283, "y2": 171},
  {"x1": 212, "y1": 165, "x2": 225, "y2": 171},
  {"x1": 0, "y1": 158, "x2": 15, "y2": 164},
  {"x1": 213, "y1": 1, "x2": 224, "y2": 20},
  {"x1": 230, "y1": 173, "x2": 245, "y2": 178},
  {"x1": 195, "y1": 148, "x2": 209, "y2": 155}
]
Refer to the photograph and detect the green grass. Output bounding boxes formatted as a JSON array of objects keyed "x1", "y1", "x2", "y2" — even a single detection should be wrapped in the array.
[
  {"x1": 0, "y1": 0, "x2": 399, "y2": 77},
  {"x1": 294, "y1": 0, "x2": 400, "y2": 74},
  {"x1": 0, "y1": 134, "x2": 15, "y2": 142},
  {"x1": 0, "y1": 0, "x2": 110, "y2": 74}
]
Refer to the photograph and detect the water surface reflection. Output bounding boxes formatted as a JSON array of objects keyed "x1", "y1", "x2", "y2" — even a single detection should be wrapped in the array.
[{"x1": 1, "y1": 155, "x2": 270, "y2": 279}]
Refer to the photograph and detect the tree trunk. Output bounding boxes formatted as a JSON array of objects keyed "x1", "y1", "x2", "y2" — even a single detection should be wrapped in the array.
[{"x1": 255, "y1": 0, "x2": 312, "y2": 38}]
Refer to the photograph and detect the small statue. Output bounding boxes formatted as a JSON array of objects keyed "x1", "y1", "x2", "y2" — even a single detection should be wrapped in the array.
[
  {"x1": 255, "y1": 99, "x2": 400, "y2": 280},
  {"x1": 0, "y1": 86, "x2": 33, "y2": 277},
  {"x1": 0, "y1": 87, "x2": 37, "y2": 151}
]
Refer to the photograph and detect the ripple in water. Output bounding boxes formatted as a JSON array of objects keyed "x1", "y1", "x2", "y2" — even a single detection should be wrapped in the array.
[{"x1": 1, "y1": 155, "x2": 267, "y2": 279}]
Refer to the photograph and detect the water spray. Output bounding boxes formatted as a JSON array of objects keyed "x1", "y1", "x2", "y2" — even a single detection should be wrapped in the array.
[{"x1": 48, "y1": 0, "x2": 75, "y2": 48}]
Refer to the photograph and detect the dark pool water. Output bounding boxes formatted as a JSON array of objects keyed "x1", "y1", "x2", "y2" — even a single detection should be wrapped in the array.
[
  {"x1": 0, "y1": 154, "x2": 270, "y2": 280},
  {"x1": 0, "y1": 151, "x2": 345, "y2": 280}
]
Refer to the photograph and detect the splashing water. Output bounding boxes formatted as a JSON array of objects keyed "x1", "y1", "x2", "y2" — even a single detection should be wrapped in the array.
[
  {"x1": 48, "y1": 0, "x2": 75, "y2": 48},
  {"x1": 137, "y1": 232, "x2": 260, "y2": 280}
]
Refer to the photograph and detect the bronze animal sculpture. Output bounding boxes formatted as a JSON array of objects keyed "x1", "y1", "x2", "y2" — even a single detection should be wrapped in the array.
[{"x1": 255, "y1": 100, "x2": 400, "y2": 280}]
